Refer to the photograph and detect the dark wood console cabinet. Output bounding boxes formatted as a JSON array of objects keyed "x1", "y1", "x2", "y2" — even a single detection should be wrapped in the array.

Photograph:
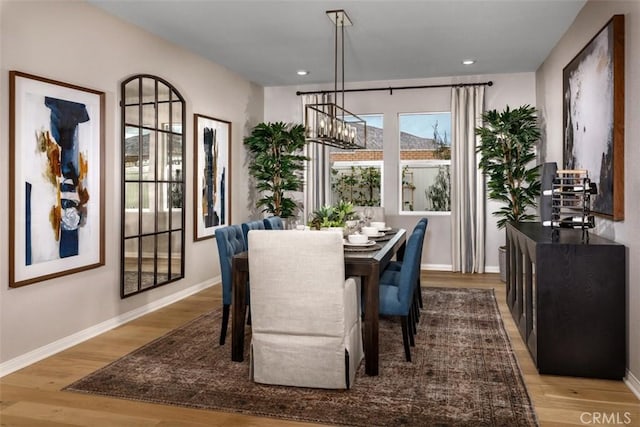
[{"x1": 505, "y1": 222, "x2": 625, "y2": 379}]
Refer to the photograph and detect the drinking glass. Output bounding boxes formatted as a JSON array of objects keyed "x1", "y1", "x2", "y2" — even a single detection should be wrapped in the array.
[{"x1": 363, "y1": 207, "x2": 373, "y2": 226}]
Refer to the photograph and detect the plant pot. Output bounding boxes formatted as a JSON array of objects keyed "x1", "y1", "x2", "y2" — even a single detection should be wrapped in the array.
[{"x1": 498, "y1": 246, "x2": 507, "y2": 283}]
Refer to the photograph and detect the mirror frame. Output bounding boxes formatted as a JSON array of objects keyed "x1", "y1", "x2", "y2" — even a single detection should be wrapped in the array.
[{"x1": 120, "y1": 74, "x2": 186, "y2": 298}]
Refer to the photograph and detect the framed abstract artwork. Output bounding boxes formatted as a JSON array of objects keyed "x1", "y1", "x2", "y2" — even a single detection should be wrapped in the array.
[
  {"x1": 9, "y1": 71, "x2": 105, "y2": 287},
  {"x1": 562, "y1": 15, "x2": 625, "y2": 220},
  {"x1": 193, "y1": 113, "x2": 231, "y2": 241}
]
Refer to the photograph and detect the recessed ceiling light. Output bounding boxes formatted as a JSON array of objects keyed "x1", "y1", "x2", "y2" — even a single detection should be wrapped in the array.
[
  {"x1": 297, "y1": 70, "x2": 309, "y2": 76},
  {"x1": 462, "y1": 59, "x2": 476, "y2": 65}
]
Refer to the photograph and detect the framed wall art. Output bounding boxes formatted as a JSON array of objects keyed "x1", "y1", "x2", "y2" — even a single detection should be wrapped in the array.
[
  {"x1": 562, "y1": 14, "x2": 625, "y2": 220},
  {"x1": 9, "y1": 71, "x2": 105, "y2": 287},
  {"x1": 193, "y1": 113, "x2": 231, "y2": 241}
]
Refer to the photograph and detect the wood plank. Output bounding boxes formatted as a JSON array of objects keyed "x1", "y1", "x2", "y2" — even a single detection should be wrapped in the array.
[
  {"x1": 1, "y1": 402, "x2": 160, "y2": 426},
  {"x1": 1, "y1": 273, "x2": 637, "y2": 427}
]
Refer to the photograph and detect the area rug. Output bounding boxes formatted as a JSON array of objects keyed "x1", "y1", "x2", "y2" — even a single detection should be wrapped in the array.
[{"x1": 64, "y1": 287, "x2": 538, "y2": 426}]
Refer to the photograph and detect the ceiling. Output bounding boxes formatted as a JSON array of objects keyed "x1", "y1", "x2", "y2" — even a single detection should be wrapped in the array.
[{"x1": 89, "y1": 0, "x2": 586, "y2": 87}]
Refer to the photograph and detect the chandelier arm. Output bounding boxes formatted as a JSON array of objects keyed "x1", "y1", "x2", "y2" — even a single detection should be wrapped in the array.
[
  {"x1": 334, "y1": 11, "x2": 338, "y2": 105},
  {"x1": 341, "y1": 13, "x2": 345, "y2": 119}
]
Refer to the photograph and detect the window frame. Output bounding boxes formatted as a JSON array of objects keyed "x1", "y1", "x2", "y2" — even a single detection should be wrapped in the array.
[{"x1": 398, "y1": 111, "x2": 452, "y2": 216}]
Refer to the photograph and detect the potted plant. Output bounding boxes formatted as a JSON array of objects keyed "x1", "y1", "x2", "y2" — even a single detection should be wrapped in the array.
[
  {"x1": 475, "y1": 105, "x2": 541, "y2": 281},
  {"x1": 308, "y1": 201, "x2": 358, "y2": 231},
  {"x1": 244, "y1": 122, "x2": 308, "y2": 219}
]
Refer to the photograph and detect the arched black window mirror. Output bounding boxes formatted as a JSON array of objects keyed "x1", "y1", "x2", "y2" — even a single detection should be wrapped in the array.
[{"x1": 121, "y1": 75, "x2": 185, "y2": 297}]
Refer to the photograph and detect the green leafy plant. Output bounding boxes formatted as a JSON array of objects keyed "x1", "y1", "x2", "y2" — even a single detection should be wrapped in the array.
[
  {"x1": 475, "y1": 105, "x2": 541, "y2": 228},
  {"x1": 331, "y1": 166, "x2": 381, "y2": 206},
  {"x1": 425, "y1": 165, "x2": 450, "y2": 211},
  {"x1": 244, "y1": 122, "x2": 308, "y2": 218},
  {"x1": 308, "y1": 200, "x2": 357, "y2": 230}
]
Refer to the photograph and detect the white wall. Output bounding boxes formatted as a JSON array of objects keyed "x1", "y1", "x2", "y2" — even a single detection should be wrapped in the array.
[
  {"x1": 265, "y1": 72, "x2": 536, "y2": 270},
  {"x1": 536, "y1": 0, "x2": 640, "y2": 390},
  {"x1": 0, "y1": 1, "x2": 262, "y2": 366}
]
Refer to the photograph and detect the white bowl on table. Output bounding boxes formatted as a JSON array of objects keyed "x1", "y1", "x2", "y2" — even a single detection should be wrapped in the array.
[
  {"x1": 347, "y1": 233, "x2": 369, "y2": 244},
  {"x1": 361, "y1": 226, "x2": 379, "y2": 236},
  {"x1": 370, "y1": 221, "x2": 386, "y2": 230}
]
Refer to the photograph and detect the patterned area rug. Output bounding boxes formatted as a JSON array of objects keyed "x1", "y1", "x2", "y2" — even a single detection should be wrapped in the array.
[{"x1": 64, "y1": 288, "x2": 537, "y2": 426}]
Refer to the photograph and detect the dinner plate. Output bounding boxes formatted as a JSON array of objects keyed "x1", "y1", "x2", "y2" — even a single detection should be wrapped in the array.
[
  {"x1": 363, "y1": 232, "x2": 385, "y2": 238},
  {"x1": 343, "y1": 240, "x2": 376, "y2": 247},
  {"x1": 378, "y1": 227, "x2": 392, "y2": 232}
]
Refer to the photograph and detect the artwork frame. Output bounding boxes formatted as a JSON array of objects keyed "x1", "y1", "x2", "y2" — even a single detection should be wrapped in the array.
[
  {"x1": 562, "y1": 14, "x2": 625, "y2": 220},
  {"x1": 193, "y1": 113, "x2": 231, "y2": 241},
  {"x1": 9, "y1": 71, "x2": 105, "y2": 287}
]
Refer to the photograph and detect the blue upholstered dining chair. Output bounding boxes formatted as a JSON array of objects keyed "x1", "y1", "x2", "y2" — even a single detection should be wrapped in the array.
[
  {"x1": 378, "y1": 227, "x2": 425, "y2": 362},
  {"x1": 242, "y1": 220, "x2": 265, "y2": 247},
  {"x1": 389, "y1": 218, "x2": 428, "y2": 309},
  {"x1": 215, "y1": 224, "x2": 247, "y2": 345},
  {"x1": 263, "y1": 216, "x2": 284, "y2": 230}
]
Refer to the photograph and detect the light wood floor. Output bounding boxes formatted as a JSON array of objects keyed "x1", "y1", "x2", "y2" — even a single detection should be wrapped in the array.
[{"x1": 1, "y1": 272, "x2": 638, "y2": 426}]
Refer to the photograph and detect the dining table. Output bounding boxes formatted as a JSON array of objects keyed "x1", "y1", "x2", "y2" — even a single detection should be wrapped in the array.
[{"x1": 230, "y1": 228, "x2": 407, "y2": 376}]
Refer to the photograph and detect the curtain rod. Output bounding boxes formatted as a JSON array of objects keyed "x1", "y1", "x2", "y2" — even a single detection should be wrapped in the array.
[{"x1": 296, "y1": 80, "x2": 493, "y2": 96}]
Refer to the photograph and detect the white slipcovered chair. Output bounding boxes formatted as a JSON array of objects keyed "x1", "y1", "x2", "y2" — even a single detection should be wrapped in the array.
[{"x1": 247, "y1": 230, "x2": 364, "y2": 389}]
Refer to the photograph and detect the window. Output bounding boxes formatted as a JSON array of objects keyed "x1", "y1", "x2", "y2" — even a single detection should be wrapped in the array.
[
  {"x1": 399, "y1": 112, "x2": 451, "y2": 213},
  {"x1": 330, "y1": 114, "x2": 383, "y2": 206}
]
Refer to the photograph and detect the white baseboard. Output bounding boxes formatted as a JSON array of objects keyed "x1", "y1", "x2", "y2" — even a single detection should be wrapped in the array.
[
  {"x1": 421, "y1": 264, "x2": 500, "y2": 273},
  {"x1": 422, "y1": 263, "x2": 451, "y2": 271},
  {"x1": 0, "y1": 276, "x2": 220, "y2": 378},
  {"x1": 625, "y1": 369, "x2": 640, "y2": 400}
]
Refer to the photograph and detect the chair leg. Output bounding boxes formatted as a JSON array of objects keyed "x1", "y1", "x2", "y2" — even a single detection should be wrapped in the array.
[
  {"x1": 412, "y1": 293, "x2": 420, "y2": 327},
  {"x1": 401, "y1": 316, "x2": 412, "y2": 362},
  {"x1": 409, "y1": 305, "x2": 420, "y2": 335},
  {"x1": 219, "y1": 304, "x2": 230, "y2": 345},
  {"x1": 408, "y1": 307, "x2": 416, "y2": 347}
]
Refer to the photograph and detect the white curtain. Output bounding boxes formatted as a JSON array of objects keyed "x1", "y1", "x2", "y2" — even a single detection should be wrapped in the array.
[
  {"x1": 450, "y1": 85, "x2": 485, "y2": 273},
  {"x1": 301, "y1": 94, "x2": 331, "y2": 222}
]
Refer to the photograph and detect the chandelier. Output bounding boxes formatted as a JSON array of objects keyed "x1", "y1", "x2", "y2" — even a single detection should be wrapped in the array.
[{"x1": 304, "y1": 10, "x2": 367, "y2": 150}]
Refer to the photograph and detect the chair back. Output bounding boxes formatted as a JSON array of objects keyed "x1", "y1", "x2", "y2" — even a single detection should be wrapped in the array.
[
  {"x1": 248, "y1": 230, "x2": 346, "y2": 336},
  {"x1": 415, "y1": 217, "x2": 428, "y2": 260},
  {"x1": 248, "y1": 230, "x2": 363, "y2": 389},
  {"x1": 241, "y1": 220, "x2": 265, "y2": 248},
  {"x1": 263, "y1": 216, "x2": 284, "y2": 230},
  {"x1": 397, "y1": 228, "x2": 425, "y2": 309},
  {"x1": 215, "y1": 225, "x2": 246, "y2": 305}
]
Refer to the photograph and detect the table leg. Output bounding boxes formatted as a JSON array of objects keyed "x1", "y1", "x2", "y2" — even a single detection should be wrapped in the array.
[
  {"x1": 231, "y1": 258, "x2": 247, "y2": 362},
  {"x1": 362, "y1": 263, "x2": 380, "y2": 376}
]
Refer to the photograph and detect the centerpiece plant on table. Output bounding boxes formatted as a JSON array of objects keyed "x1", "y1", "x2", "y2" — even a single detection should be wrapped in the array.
[{"x1": 308, "y1": 201, "x2": 358, "y2": 230}]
